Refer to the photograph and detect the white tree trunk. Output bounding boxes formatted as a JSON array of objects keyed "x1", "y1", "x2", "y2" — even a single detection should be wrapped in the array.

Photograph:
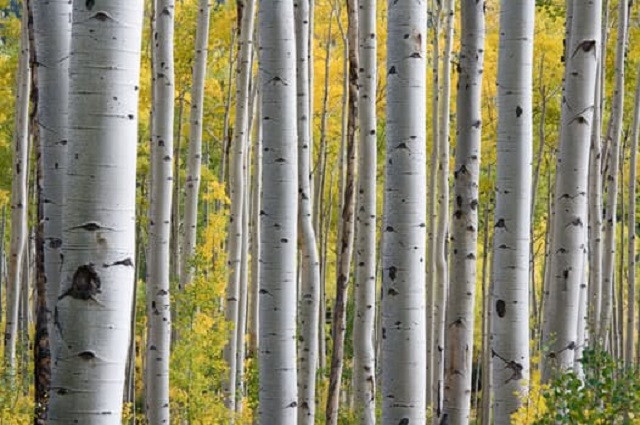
[
  {"x1": 426, "y1": 0, "x2": 440, "y2": 412},
  {"x1": 433, "y1": 0, "x2": 454, "y2": 418},
  {"x1": 587, "y1": 32, "x2": 605, "y2": 342},
  {"x1": 249, "y1": 91, "x2": 262, "y2": 356},
  {"x1": 382, "y1": 0, "x2": 427, "y2": 422},
  {"x1": 181, "y1": 0, "x2": 211, "y2": 289},
  {"x1": 626, "y1": 63, "x2": 640, "y2": 367},
  {"x1": 443, "y1": 1, "x2": 485, "y2": 423},
  {"x1": 48, "y1": 0, "x2": 143, "y2": 422},
  {"x1": 235, "y1": 169, "x2": 250, "y2": 412},
  {"x1": 31, "y1": 0, "x2": 71, "y2": 359},
  {"x1": 600, "y1": 0, "x2": 628, "y2": 346},
  {"x1": 490, "y1": 0, "x2": 534, "y2": 422},
  {"x1": 541, "y1": 0, "x2": 601, "y2": 380},
  {"x1": 294, "y1": 0, "x2": 320, "y2": 423},
  {"x1": 225, "y1": 0, "x2": 256, "y2": 410},
  {"x1": 352, "y1": 0, "x2": 377, "y2": 422},
  {"x1": 4, "y1": 4, "x2": 30, "y2": 371},
  {"x1": 146, "y1": 0, "x2": 175, "y2": 422},
  {"x1": 258, "y1": 0, "x2": 298, "y2": 422}
]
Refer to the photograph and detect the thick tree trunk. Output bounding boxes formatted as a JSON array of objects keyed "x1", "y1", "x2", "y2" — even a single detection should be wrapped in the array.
[
  {"x1": 443, "y1": 1, "x2": 485, "y2": 423},
  {"x1": 48, "y1": 0, "x2": 143, "y2": 421},
  {"x1": 326, "y1": 2, "x2": 357, "y2": 422},
  {"x1": 295, "y1": 0, "x2": 321, "y2": 423},
  {"x1": 600, "y1": 0, "x2": 628, "y2": 346},
  {"x1": 181, "y1": 0, "x2": 211, "y2": 289},
  {"x1": 145, "y1": 0, "x2": 175, "y2": 423},
  {"x1": 541, "y1": 0, "x2": 601, "y2": 380},
  {"x1": 433, "y1": 0, "x2": 454, "y2": 418},
  {"x1": 490, "y1": 0, "x2": 535, "y2": 422},
  {"x1": 352, "y1": 0, "x2": 377, "y2": 422},
  {"x1": 626, "y1": 63, "x2": 640, "y2": 367},
  {"x1": 5, "y1": 3, "x2": 30, "y2": 372},
  {"x1": 225, "y1": 0, "x2": 256, "y2": 410},
  {"x1": 258, "y1": 0, "x2": 298, "y2": 422},
  {"x1": 382, "y1": 0, "x2": 427, "y2": 423}
]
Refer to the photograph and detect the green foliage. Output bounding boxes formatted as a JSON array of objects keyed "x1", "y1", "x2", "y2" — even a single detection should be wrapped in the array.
[{"x1": 517, "y1": 349, "x2": 640, "y2": 424}]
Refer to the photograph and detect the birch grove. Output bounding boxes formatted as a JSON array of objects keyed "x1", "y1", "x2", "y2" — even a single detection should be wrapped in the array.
[{"x1": 4, "y1": 0, "x2": 640, "y2": 423}]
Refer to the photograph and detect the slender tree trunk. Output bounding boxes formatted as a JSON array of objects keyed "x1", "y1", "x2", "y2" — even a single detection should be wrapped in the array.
[
  {"x1": 235, "y1": 168, "x2": 250, "y2": 412},
  {"x1": 48, "y1": 0, "x2": 143, "y2": 421},
  {"x1": 5, "y1": 3, "x2": 30, "y2": 372},
  {"x1": 249, "y1": 91, "x2": 262, "y2": 356},
  {"x1": 181, "y1": 0, "x2": 211, "y2": 289},
  {"x1": 443, "y1": 1, "x2": 485, "y2": 423},
  {"x1": 490, "y1": 0, "x2": 534, "y2": 422},
  {"x1": 626, "y1": 63, "x2": 640, "y2": 367},
  {"x1": 600, "y1": 0, "x2": 628, "y2": 346},
  {"x1": 145, "y1": 0, "x2": 175, "y2": 422},
  {"x1": 0, "y1": 207, "x2": 5, "y2": 322},
  {"x1": 382, "y1": 0, "x2": 427, "y2": 422},
  {"x1": 326, "y1": 1, "x2": 358, "y2": 422},
  {"x1": 295, "y1": 0, "x2": 321, "y2": 423},
  {"x1": 352, "y1": 0, "x2": 377, "y2": 422},
  {"x1": 541, "y1": 0, "x2": 601, "y2": 380},
  {"x1": 258, "y1": 0, "x2": 298, "y2": 422},
  {"x1": 225, "y1": 0, "x2": 256, "y2": 410},
  {"x1": 171, "y1": 93, "x2": 184, "y2": 284},
  {"x1": 480, "y1": 168, "x2": 493, "y2": 425},
  {"x1": 426, "y1": 0, "x2": 440, "y2": 412},
  {"x1": 588, "y1": 19, "x2": 606, "y2": 342},
  {"x1": 433, "y1": 0, "x2": 454, "y2": 418}
]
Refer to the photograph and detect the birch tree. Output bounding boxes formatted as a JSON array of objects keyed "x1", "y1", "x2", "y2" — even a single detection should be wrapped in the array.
[
  {"x1": 490, "y1": 0, "x2": 534, "y2": 421},
  {"x1": 326, "y1": 2, "x2": 358, "y2": 423},
  {"x1": 443, "y1": 0, "x2": 485, "y2": 422},
  {"x1": 181, "y1": 0, "x2": 211, "y2": 289},
  {"x1": 295, "y1": 0, "x2": 321, "y2": 422},
  {"x1": 626, "y1": 63, "x2": 640, "y2": 367},
  {"x1": 224, "y1": 0, "x2": 256, "y2": 410},
  {"x1": 352, "y1": 0, "x2": 377, "y2": 422},
  {"x1": 601, "y1": 0, "x2": 628, "y2": 345},
  {"x1": 541, "y1": 0, "x2": 601, "y2": 379},
  {"x1": 146, "y1": 0, "x2": 175, "y2": 422},
  {"x1": 258, "y1": 0, "x2": 298, "y2": 422},
  {"x1": 31, "y1": 0, "x2": 71, "y2": 392},
  {"x1": 382, "y1": 0, "x2": 427, "y2": 422},
  {"x1": 48, "y1": 0, "x2": 143, "y2": 422},
  {"x1": 434, "y1": 0, "x2": 455, "y2": 416},
  {"x1": 5, "y1": 3, "x2": 30, "y2": 371}
]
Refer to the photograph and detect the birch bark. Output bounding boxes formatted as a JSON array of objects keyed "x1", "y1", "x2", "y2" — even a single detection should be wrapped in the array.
[
  {"x1": 258, "y1": 0, "x2": 298, "y2": 422},
  {"x1": 382, "y1": 0, "x2": 427, "y2": 422},
  {"x1": 48, "y1": 1, "x2": 143, "y2": 422},
  {"x1": 541, "y1": 0, "x2": 601, "y2": 380},
  {"x1": 490, "y1": 0, "x2": 535, "y2": 421},
  {"x1": 443, "y1": 1, "x2": 485, "y2": 422},
  {"x1": 145, "y1": 0, "x2": 175, "y2": 422}
]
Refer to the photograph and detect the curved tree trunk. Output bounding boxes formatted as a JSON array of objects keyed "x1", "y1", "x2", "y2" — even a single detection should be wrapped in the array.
[
  {"x1": 181, "y1": 0, "x2": 211, "y2": 289},
  {"x1": 600, "y1": 0, "x2": 628, "y2": 346},
  {"x1": 433, "y1": 0, "x2": 454, "y2": 418},
  {"x1": 258, "y1": 0, "x2": 298, "y2": 422},
  {"x1": 295, "y1": 0, "x2": 321, "y2": 423},
  {"x1": 225, "y1": 0, "x2": 256, "y2": 410},
  {"x1": 145, "y1": 0, "x2": 175, "y2": 422},
  {"x1": 326, "y1": 2, "x2": 358, "y2": 423},
  {"x1": 541, "y1": 0, "x2": 601, "y2": 380},
  {"x1": 48, "y1": 0, "x2": 143, "y2": 421},
  {"x1": 426, "y1": 0, "x2": 440, "y2": 412},
  {"x1": 382, "y1": 0, "x2": 427, "y2": 422},
  {"x1": 352, "y1": 0, "x2": 377, "y2": 422},
  {"x1": 490, "y1": 0, "x2": 535, "y2": 422},
  {"x1": 443, "y1": 1, "x2": 485, "y2": 422},
  {"x1": 5, "y1": 2, "x2": 30, "y2": 372}
]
